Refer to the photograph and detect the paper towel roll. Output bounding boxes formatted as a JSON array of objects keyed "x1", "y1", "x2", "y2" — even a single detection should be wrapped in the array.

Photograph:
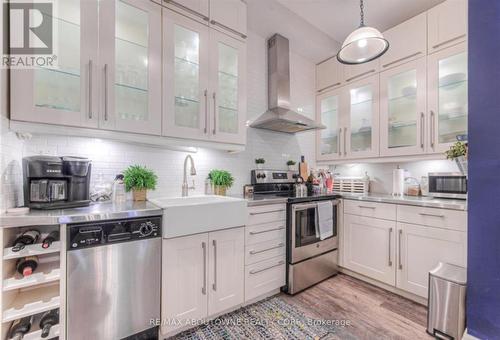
[{"x1": 392, "y1": 168, "x2": 405, "y2": 196}]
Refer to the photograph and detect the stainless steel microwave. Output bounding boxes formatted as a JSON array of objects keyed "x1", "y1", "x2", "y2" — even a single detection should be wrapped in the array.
[{"x1": 428, "y1": 172, "x2": 467, "y2": 199}]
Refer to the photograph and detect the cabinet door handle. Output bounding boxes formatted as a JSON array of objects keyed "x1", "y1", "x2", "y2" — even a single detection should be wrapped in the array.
[
  {"x1": 318, "y1": 82, "x2": 341, "y2": 93},
  {"x1": 419, "y1": 212, "x2": 445, "y2": 218},
  {"x1": 388, "y1": 228, "x2": 393, "y2": 267},
  {"x1": 88, "y1": 59, "x2": 93, "y2": 119},
  {"x1": 346, "y1": 69, "x2": 375, "y2": 82},
  {"x1": 104, "y1": 64, "x2": 108, "y2": 121},
  {"x1": 164, "y1": 0, "x2": 209, "y2": 21},
  {"x1": 420, "y1": 112, "x2": 425, "y2": 149},
  {"x1": 432, "y1": 35, "x2": 466, "y2": 49},
  {"x1": 343, "y1": 127, "x2": 347, "y2": 155},
  {"x1": 359, "y1": 205, "x2": 375, "y2": 209},
  {"x1": 210, "y1": 20, "x2": 247, "y2": 39},
  {"x1": 249, "y1": 209, "x2": 285, "y2": 216},
  {"x1": 204, "y1": 89, "x2": 208, "y2": 134},
  {"x1": 249, "y1": 226, "x2": 284, "y2": 235},
  {"x1": 430, "y1": 110, "x2": 435, "y2": 149},
  {"x1": 202, "y1": 242, "x2": 207, "y2": 295},
  {"x1": 249, "y1": 243, "x2": 284, "y2": 255},
  {"x1": 249, "y1": 260, "x2": 285, "y2": 275},
  {"x1": 398, "y1": 229, "x2": 403, "y2": 270},
  {"x1": 338, "y1": 128, "x2": 342, "y2": 156},
  {"x1": 382, "y1": 52, "x2": 422, "y2": 68},
  {"x1": 212, "y1": 239, "x2": 217, "y2": 291},
  {"x1": 212, "y1": 92, "x2": 217, "y2": 135}
]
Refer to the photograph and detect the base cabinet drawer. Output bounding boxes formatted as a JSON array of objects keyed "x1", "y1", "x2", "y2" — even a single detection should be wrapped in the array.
[
  {"x1": 244, "y1": 256, "x2": 285, "y2": 302},
  {"x1": 344, "y1": 200, "x2": 396, "y2": 221},
  {"x1": 397, "y1": 205, "x2": 467, "y2": 231},
  {"x1": 245, "y1": 222, "x2": 285, "y2": 245},
  {"x1": 245, "y1": 238, "x2": 285, "y2": 265},
  {"x1": 248, "y1": 204, "x2": 286, "y2": 226}
]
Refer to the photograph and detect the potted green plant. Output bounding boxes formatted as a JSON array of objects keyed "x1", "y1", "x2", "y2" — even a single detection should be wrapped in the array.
[
  {"x1": 208, "y1": 169, "x2": 234, "y2": 196},
  {"x1": 445, "y1": 141, "x2": 468, "y2": 175},
  {"x1": 286, "y1": 160, "x2": 296, "y2": 171},
  {"x1": 123, "y1": 165, "x2": 158, "y2": 201},
  {"x1": 255, "y1": 158, "x2": 265, "y2": 169}
]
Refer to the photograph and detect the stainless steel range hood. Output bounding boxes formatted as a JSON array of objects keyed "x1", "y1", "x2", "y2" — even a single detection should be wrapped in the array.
[{"x1": 250, "y1": 34, "x2": 326, "y2": 134}]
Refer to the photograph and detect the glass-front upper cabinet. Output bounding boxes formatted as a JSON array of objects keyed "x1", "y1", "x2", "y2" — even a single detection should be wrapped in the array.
[
  {"x1": 316, "y1": 88, "x2": 344, "y2": 161},
  {"x1": 428, "y1": 42, "x2": 468, "y2": 153},
  {"x1": 380, "y1": 58, "x2": 427, "y2": 156},
  {"x1": 11, "y1": 0, "x2": 99, "y2": 128},
  {"x1": 209, "y1": 29, "x2": 247, "y2": 144},
  {"x1": 344, "y1": 74, "x2": 380, "y2": 159},
  {"x1": 163, "y1": 9, "x2": 210, "y2": 140},
  {"x1": 99, "y1": 0, "x2": 161, "y2": 135}
]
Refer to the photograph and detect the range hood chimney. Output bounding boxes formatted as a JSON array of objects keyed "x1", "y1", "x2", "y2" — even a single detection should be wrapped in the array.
[{"x1": 250, "y1": 34, "x2": 326, "y2": 133}]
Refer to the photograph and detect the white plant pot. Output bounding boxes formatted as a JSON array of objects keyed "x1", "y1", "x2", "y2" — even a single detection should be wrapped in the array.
[
  {"x1": 288, "y1": 165, "x2": 295, "y2": 171},
  {"x1": 256, "y1": 163, "x2": 264, "y2": 169}
]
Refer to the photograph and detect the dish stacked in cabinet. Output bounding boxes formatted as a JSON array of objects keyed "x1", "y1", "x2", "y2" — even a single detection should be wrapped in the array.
[
  {"x1": 245, "y1": 204, "x2": 286, "y2": 302},
  {"x1": 0, "y1": 225, "x2": 63, "y2": 340}
]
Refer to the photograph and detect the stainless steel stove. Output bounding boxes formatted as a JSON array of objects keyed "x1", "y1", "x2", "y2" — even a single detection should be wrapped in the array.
[{"x1": 250, "y1": 170, "x2": 340, "y2": 294}]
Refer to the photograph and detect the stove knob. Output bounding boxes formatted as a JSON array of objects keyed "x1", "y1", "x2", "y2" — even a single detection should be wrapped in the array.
[
  {"x1": 139, "y1": 222, "x2": 154, "y2": 237},
  {"x1": 261, "y1": 173, "x2": 266, "y2": 179}
]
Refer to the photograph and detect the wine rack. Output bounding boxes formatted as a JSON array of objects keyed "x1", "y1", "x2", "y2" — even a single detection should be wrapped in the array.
[{"x1": 0, "y1": 224, "x2": 65, "y2": 340}]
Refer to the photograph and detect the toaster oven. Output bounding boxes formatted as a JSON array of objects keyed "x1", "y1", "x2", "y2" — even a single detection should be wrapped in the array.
[{"x1": 427, "y1": 172, "x2": 467, "y2": 199}]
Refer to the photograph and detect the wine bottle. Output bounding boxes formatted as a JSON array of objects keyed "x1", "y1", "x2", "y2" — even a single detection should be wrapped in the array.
[
  {"x1": 42, "y1": 231, "x2": 59, "y2": 249},
  {"x1": 9, "y1": 316, "x2": 33, "y2": 340},
  {"x1": 12, "y1": 230, "x2": 40, "y2": 252},
  {"x1": 39, "y1": 309, "x2": 59, "y2": 338},
  {"x1": 16, "y1": 256, "x2": 39, "y2": 277}
]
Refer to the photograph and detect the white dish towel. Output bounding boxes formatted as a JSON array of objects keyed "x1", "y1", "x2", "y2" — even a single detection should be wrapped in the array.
[{"x1": 316, "y1": 201, "x2": 333, "y2": 240}]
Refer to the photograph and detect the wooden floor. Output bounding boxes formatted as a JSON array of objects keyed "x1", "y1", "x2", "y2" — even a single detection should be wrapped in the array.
[{"x1": 280, "y1": 273, "x2": 431, "y2": 340}]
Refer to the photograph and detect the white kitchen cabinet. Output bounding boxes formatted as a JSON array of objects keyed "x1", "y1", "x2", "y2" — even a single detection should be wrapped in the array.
[
  {"x1": 380, "y1": 13, "x2": 427, "y2": 70},
  {"x1": 428, "y1": 0, "x2": 467, "y2": 54},
  {"x1": 209, "y1": 0, "x2": 247, "y2": 39},
  {"x1": 161, "y1": 0, "x2": 210, "y2": 24},
  {"x1": 163, "y1": 9, "x2": 210, "y2": 140},
  {"x1": 427, "y1": 42, "x2": 468, "y2": 153},
  {"x1": 209, "y1": 29, "x2": 247, "y2": 144},
  {"x1": 343, "y1": 214, "x2": 396, "y2": 285},
  {"x1": 162, "y1": 233, "x2": 208, "y2": 334},
  {"x1": 344, "y1": 74, "x2": 380, "y2": 159},
  {"x1": 342, "y1": 58, "x2": 379, "y2": 84},
  {"x1": 99, "y1": 0, "x2": 162, "y2": 135},
  {"x1": 208, "y1": 227, "x2": 245, "y2": 315},
  {"x1": 11, "y1": 0, "x2": 99, "y2": 128},
  {"x1": 396, "y1": 222, "x2": 467, "y2": 298},
  {"x1": 316, "y1": 87, "x2": 345, "y2": 161},
  {"x1": 316, "y1": 56, "x2": 343, "y2": 93},
  {"x1": 245, "y1": 256, "x2": 285, "y2": 301},
  {"x1": 380, "y1": 57, "x2": 428, "y2": 156}
]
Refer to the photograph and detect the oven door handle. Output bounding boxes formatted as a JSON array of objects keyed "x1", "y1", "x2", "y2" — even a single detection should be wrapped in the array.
[{"x1": 292, "y1": 202, "x2": 318, "y2": 211}]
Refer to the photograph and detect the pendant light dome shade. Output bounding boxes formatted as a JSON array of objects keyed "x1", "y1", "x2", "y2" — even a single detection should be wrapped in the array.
[{"x1": 337, "y1": 0, "x2": 389, "y2": 65}]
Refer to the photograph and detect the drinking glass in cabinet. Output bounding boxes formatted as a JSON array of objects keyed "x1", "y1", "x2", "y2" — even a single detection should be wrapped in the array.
[
  {"x1": 115, "y1": 1, "x2": 149, "y2": 121},
  {"x1": 218, "y1": 43, "x2": 239, "y2": 134},
  {"x1": 174, "y1": 25, "x2": 201, "y2": 129},
  {"x1": 387, "y1": 69, "x2": 418, "y2": 149},
  {"x1": 320, "y1": 96, "x2": 339, "y2": 155},
  {"x1": 350, "y1": 85, "x2": 373, "y2": 152},
  {"x1": 34, "y1": 0, "x2": 81, "y2": 112},
  {"x1": 438, "y1": 52, "x2": 468, "y2": 144}
]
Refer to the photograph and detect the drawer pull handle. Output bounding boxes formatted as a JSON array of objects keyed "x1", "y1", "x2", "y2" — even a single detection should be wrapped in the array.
[
  {"x1": 249, "y1": 226, "x2": 285, "y2": 235},
  {"x1": 249, "y1": 243, "x2": 284, "y2": 255},
  {"x1": 250, "y1": 209, "x2": 285, "y2": 216},
  {"x1": 359, "y1": 205, "x2": 376, "y2": 209},
  {"x1": 249, "y1": 260, "x2": 285, "y2": 275},
  {"x1": 419, "y1": 212, "x2": 445, "y2": 218}
]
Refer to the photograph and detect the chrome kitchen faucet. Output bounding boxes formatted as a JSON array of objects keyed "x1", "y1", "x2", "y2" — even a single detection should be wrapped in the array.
[{"x1": 182, "y1": 155, "x2": 197, "y2": 197}]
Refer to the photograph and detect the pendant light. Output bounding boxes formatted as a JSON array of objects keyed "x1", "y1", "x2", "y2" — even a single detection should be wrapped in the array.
[{"x1": 337, "y1": 0, "x2": 389, "y2": 65}]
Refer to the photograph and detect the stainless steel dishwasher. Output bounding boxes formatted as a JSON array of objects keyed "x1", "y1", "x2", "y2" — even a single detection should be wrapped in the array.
[{"x1": 67, "y1": 216, "x2": 161, "y2": 340}]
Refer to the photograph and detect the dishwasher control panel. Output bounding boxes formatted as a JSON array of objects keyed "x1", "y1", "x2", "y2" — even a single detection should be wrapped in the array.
[{"x1": 68, "y1": 216, "x2": 161, "y2": 250}]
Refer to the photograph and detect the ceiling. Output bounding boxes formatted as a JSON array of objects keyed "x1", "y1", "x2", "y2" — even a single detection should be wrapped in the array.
[{"x1": 276, "y1": 0, "x2": 445, "y2": 45}]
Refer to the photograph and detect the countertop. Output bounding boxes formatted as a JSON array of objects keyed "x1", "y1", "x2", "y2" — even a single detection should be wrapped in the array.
[{"x1": 0, "y1": 201, "x2": 163, "y2": 227}]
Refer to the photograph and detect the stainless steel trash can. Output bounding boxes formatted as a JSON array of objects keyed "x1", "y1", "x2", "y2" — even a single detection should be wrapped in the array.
[{"x1": 427, "y1": 262, "x2": 467, "y2": 339}]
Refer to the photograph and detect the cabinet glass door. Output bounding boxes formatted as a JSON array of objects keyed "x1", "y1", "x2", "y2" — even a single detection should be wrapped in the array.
[
  {"x1": 428, "y1": 43, "x2": 468, "y2": 153},
  {"x1": 316, "y1": 89, "x2": 342, "y2": 160},
  {"x1": 12, "y1": 0, "x2": 98, "y2": 127},
  {"x1": 100, "y1": 0, "x2": 161, "y2": 134},
  {"x1": 210, "y1": 30, "x2": 246, "y2": 144},
  {"x1": 346, "y1": 75, "x2": 379, "y2": 158},
  {"x1": 163, "y1": 10, "x2": 209, "y2": 140},
  {"x1": 380, "y1": 58, "x2": 426, "y2": 156}
]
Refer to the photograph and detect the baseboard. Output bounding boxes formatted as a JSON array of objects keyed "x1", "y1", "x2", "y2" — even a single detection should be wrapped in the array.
[
  {"x1": 462, "y1": 329, "x2": 480, "y2": 340},
  {"x1": 339, "y1": 267, "x2": 428, "y2": 306}
]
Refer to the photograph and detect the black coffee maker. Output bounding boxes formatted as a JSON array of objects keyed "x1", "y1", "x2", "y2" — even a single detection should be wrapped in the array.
[{"x1": 23, "y1": 156, "x2": 92, "y2": 209}]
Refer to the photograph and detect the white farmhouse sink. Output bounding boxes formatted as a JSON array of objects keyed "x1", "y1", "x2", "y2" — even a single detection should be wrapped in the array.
[{"x1": 150, "y1": 195, "x2": 248, "y2": 238}]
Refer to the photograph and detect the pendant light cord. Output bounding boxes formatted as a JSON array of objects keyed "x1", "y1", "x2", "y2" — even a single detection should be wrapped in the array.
[{"x1": 360, "y1": 0, "x2": 365, "y2": 27}]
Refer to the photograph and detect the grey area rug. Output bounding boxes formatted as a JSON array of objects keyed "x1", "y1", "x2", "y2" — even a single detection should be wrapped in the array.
[{"x1": 171, "y1": 296, "x2": 356, "y2": 340}]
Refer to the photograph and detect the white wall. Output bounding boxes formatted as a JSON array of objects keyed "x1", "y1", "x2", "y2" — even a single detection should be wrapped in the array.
[{"x1": 0, "y1": 31, "x2": 317, "y2": 211}]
